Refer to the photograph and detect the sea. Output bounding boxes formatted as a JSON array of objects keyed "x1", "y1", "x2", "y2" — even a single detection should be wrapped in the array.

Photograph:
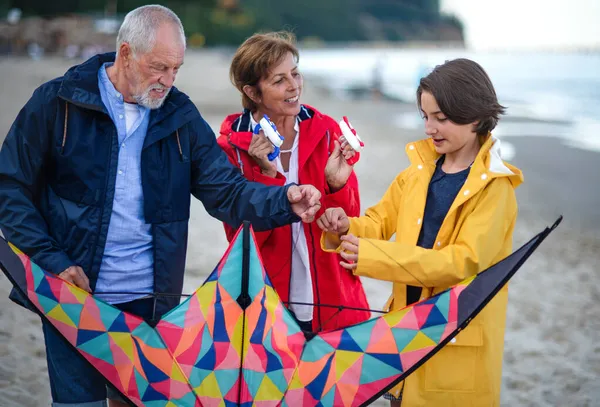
[{"x1": 298, "y1": 48, "x2": 600, "y2": 158}]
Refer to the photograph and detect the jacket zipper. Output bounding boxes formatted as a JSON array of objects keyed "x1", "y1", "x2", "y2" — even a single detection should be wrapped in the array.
[
  {"x1": 308, "y1": 225, "x2": 323, "y2": 330},
  {"x1": 287, "y1": 226, "x2": 293, "y2": 308},
  {"x1": 87, "y1": 124, "x2": 116, "y2": 282}
]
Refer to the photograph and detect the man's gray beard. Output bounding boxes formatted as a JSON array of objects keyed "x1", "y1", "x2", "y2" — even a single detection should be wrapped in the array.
[{"x1": 134, "y1": 86, "x2": 171, "y2": 110}]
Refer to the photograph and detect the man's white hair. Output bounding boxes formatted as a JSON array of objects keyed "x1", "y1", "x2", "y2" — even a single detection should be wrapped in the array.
[{"x1": 116, "y1": 5, "x2": 186, "y2": 57}]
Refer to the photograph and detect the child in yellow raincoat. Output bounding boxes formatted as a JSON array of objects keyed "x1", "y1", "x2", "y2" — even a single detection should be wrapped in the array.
[{"x1": 317, "y1": 58, "x2": 523, "y2": 407}]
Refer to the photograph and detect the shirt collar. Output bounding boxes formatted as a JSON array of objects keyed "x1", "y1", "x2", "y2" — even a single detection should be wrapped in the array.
[
  {"x1": 98, "y1": 62, "x2": 125, "y2": 103},
  {"x1": 249, "y1": 113, "x2": 299, "y2": 133}
]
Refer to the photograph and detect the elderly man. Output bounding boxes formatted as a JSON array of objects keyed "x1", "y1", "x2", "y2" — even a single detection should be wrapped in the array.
[{"x1": 0, "y1": 5, "x2": 321, "y2": 407}]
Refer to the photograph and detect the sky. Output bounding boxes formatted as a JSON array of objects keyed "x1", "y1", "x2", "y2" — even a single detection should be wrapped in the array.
[{"x1": 441, "y1": 0, "x2": 600, "y2": 51}]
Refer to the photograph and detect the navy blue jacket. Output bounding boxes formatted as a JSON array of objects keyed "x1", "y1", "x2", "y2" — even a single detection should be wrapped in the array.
[{"x1": 0, "y1": 53, "x2": 299, "y2": 315}]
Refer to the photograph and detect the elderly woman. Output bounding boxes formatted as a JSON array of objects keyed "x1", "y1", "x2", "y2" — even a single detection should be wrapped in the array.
[{"x1": 217, "y1": 31, "x2": 370, "y2": 333}]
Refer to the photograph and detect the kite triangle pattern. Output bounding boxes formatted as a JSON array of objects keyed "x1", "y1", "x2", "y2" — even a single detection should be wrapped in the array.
[{"x1": 0, "y1": 217, "x2": 560, "y2": 406}]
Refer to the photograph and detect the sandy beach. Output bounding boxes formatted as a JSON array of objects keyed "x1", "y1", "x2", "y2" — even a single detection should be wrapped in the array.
[{"x1": 0, "y1": 50, "x2": 598, "y2": 406}]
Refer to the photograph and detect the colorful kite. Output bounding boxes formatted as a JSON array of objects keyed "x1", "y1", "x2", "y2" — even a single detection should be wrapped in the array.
[{"x1": 0, "y1": 217, "x2": 561, "y2": 406}]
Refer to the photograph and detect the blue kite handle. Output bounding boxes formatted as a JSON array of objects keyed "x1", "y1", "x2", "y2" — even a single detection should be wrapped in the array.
[
  {"x1": 253, "y1": 122, "x2": 280, "y2": 161},
  {"x1": 267, "y1": 147, "x2": 280, "y2": 161}
]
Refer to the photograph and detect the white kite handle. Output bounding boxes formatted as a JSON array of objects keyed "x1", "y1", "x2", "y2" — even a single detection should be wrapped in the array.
[
  {"x1": 339, "y1": 119, "x2": 363, "y2": 152},
  {"x1": 259, "y1": 117, "x2": 284, "y2": 148}
]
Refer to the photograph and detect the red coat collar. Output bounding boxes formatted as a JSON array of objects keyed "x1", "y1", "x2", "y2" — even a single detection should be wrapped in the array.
[{"x1": 219, "y1": 104, "x2": 336, "y2": 170}]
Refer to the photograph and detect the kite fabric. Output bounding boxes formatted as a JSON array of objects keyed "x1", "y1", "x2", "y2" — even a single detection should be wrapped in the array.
[{"x1": 0, "y1": 217, "x2": 561, "y2": 406}]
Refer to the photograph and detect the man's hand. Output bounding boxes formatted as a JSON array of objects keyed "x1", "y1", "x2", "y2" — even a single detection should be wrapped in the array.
[
  {"x1": 316, "y1": 207, "x2": 350, "y2": 234},
  {"x1": 58, "y1": 265, "x2": 91, "y2": 292},
  {"x1": 324, "y1": 138, "x2": 355, "y2": 191},
  {"x1": 287, "y1": 184, "x2": 322, "y2": 222},
  {"x1": 339, "y1": 233, "x2": 359, "y2": 270},
  {"x1": 248, "y1": 131, "x2": 277, "y2": 177}
]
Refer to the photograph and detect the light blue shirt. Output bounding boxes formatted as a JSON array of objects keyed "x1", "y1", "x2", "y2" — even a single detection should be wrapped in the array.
[{"x1": 95, "y1": 63, "x2": 154, "y2": 304}]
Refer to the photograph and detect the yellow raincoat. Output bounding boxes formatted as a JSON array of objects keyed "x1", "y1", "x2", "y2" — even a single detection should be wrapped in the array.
[{"x1": 323, "y1": 135, "x2": 523, "y2": 406}]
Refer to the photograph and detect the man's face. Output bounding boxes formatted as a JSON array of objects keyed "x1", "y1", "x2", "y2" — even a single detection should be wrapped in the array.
[{"x1": 126, "y1": 23, "x2": 185, "y2": 109}]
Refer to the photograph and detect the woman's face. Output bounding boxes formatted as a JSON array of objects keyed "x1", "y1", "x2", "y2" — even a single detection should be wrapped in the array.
[{"x1": 253, "y1": 52, "x2": 303, "y2": 117}]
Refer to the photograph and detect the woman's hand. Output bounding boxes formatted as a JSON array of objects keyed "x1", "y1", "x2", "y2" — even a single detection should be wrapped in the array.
[
  {"x1": 339, "y1": 233, "x2": 359, "y2": 270},
  {"x1": 324, "y1": 137, "x2": 356, "y2": 192},
  {"x1": 248, "y1": 131, "x2": 277, "y2": 177}
]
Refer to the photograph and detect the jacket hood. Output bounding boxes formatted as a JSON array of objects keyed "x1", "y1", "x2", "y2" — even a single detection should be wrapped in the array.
[{"x1": 406, "y1": 134, "x2": 523, "y2": 189}]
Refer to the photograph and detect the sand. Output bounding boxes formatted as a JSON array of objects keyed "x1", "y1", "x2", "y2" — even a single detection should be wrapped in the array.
[{"x1": 0, "y1": 50, "x2": 598, "y2": 406}]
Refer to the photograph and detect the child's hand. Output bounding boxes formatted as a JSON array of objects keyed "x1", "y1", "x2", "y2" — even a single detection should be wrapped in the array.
[
  {"x1": 316, "y1": 208, "x2": 350, "y2": 234},
  {"x1": 339, "y1": 234, "x2": 359, "y2": 270}
]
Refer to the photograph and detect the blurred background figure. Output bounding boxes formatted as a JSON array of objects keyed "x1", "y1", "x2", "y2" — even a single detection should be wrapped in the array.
[
  {"x1": 0, "y1": 1, "x2": 598, "y2": 406},
  {"x1": 370, "y1": 54, "x2": 386, "y2": 100}
]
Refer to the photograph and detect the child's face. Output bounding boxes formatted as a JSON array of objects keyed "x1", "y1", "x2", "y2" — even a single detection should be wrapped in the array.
[{"x1": 420, "y1": 91, "x2": 478, "y2": 155}]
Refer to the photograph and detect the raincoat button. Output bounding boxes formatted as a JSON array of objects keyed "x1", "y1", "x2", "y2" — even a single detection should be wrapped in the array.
[
  {"x1": 464, "y1": 190, "x2": 470, "y2": 196},
  {"x1": 119, "y1": 114, "x2": 124, "y2": 119},
  {"x1": 418, "y1": 164, "x2": 423, "y2": 170},
  {"x1": 437, "y1": 241, "x2": 441, "y2": 247},
  {"x1": 417, "y1": 218, "x2": 422, "y2": 225},
  {"x1": 409, "y1": 145, "x2": 415, "y2": 150},
  {"x1": 450, "y1": 338, "x2": 457, "y2": 343},
  {"x1": 481, "y1": 173, "x2": 488, "y2": 180}
]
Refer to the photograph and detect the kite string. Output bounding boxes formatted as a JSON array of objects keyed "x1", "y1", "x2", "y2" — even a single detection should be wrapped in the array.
[
  {"x1": 284, "y1": 300, "x2": 386, "y2": 314},
  {"x1": 319, "y1": 307, "x2": 343, "y2": 331},
  {"x1": 92, "y1": 226, "x2": 431, "y2": 317},
  {"x1": 267, "y1": 224, "x2": 431, "y2": 322}
]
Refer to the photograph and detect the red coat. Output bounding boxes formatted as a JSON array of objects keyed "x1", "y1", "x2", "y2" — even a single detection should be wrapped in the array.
[{"x1": 217, "y1": 105, "x2": 370, "y2": 331}]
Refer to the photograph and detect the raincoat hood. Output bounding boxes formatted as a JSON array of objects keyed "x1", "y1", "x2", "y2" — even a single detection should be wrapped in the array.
[{"x1": 407, "y1": 134, "x2": 523, "y2": 189}]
